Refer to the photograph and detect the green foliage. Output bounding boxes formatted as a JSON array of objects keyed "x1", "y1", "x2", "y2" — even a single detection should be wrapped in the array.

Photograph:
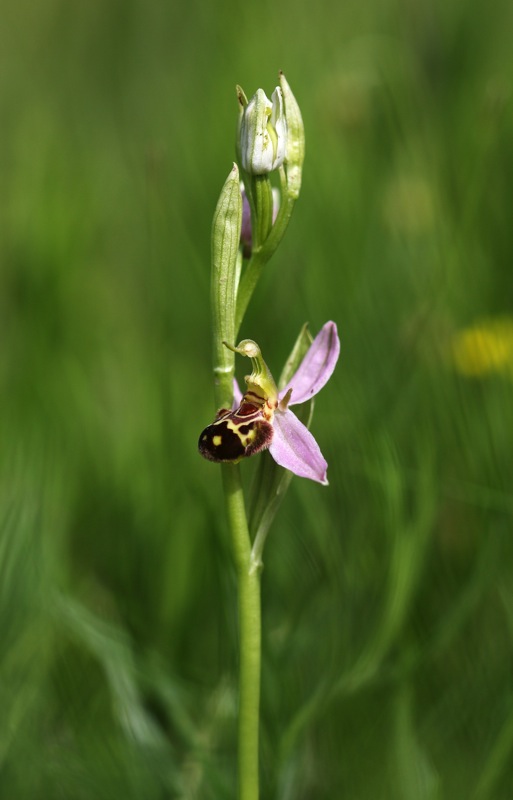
[{"x1": 1, "y1": 0, "x2": 513, "y2": 797}]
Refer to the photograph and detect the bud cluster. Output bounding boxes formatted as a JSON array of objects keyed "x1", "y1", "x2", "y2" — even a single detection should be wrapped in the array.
[{"x1": 231, "y1": 74, "x2": 306, "y2": 328}]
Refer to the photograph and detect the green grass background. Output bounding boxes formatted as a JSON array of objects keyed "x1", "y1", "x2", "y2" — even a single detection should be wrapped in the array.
[{"x1": 1, "y1": 0, "x2": 513, "y2": 797}]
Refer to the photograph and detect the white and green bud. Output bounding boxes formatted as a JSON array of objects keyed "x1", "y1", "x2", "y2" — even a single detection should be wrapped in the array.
[{"x1": 237, "y1": 86, "x2": 287, "y2": 175}]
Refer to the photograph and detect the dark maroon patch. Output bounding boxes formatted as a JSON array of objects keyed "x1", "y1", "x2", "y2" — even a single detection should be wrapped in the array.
[
  {"x1": 244, "y1": 419, "x2": 273, "y2": 456},
  {"x1": 198, "y1": 420, "x2": 246, "y2": 462},
  {"x1": 198, "y1": 413, "x2": 273, "y2": 463}
]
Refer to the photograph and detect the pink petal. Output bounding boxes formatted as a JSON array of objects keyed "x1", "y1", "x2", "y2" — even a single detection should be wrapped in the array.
[
  {"x1": 269, "y1": 408, "x2": 328, "y2": 485},
  {"x1": 233, "y1": 379, "x2": 243, "y2": 408},
  {"x1": 281, "y1": 321, "x2": 340, "y2": 406}
]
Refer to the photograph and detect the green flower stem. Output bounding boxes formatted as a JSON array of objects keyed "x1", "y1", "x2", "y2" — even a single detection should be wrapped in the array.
[
  {"x1": 235, "y1": 167, "x2": 296, "y2": 336},
  {"x1": 251, "y1": 175, "x2": 273, "y2": 249},
  {"x1": 211, "y1": 165, "x2": 261, "y2": 799},
  {"x1": 222, "y1": 463, "x2": 262, "y2": 800}
]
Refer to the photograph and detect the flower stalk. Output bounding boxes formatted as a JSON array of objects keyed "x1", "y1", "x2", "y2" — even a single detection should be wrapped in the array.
[
  {"x1": 210, "y1": 163, "x2": 262, "y2": 800},
  {"x1": 221, "y1": 464, "x2": 261, "y2": 800}
]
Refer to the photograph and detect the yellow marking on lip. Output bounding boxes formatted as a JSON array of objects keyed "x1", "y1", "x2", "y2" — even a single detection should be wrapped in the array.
[
  {"x1": 226, "y1": 419, "x2": 243, "y2": 433},
  {"x1": 213, "y1": 435, "x2": 223, "y2": 447}
]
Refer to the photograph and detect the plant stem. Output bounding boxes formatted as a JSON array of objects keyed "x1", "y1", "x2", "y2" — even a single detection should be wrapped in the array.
[
  {"x1": 235, "y1": 168, "x2": 295, "y2": 336},
  {"x1": 222, "y1": 463, "x2": 261, "y2": 800}
]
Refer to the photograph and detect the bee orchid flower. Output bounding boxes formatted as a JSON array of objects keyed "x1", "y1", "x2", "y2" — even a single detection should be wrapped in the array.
[{"x1": 199, "y1": 321, "x2": 340, "y2": 485}]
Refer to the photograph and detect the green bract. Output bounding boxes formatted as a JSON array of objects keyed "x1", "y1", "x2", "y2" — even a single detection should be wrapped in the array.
[
  {"x1": 279, "y1": 71, "x2": 305, "y2": 199},
  {"x1": 211, "y1": 164, "x2": 243, "y2": 409}
]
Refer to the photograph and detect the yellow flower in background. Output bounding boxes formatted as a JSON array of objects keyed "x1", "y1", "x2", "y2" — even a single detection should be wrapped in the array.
[{"x1": 450, "y1": 317, "x2": 513, "y2": 377}]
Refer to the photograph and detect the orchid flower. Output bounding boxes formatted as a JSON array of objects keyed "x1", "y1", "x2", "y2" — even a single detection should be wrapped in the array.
[{"x1": 199, "y1": 321, "x2": 340, "y2": 485}]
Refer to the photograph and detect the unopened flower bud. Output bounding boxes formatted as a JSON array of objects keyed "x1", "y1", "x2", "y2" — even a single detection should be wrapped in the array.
[
  {"x1": 279, "y1": 72, "x2": 305, "y2": 199},
  {"x1": 237, "y1": 86, "x2": 287, "y2": 175}
]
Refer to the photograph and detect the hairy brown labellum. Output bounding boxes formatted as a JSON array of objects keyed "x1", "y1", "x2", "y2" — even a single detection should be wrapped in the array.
[{"x1": 198, "y1": 400, "x2": 273, "y2": 463}]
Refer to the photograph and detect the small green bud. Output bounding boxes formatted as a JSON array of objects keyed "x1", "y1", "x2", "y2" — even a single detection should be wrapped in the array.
[
  {"x1": 237, "y1": 86, "x2": 287, "y2": 175},
  {"x1": 279, "y1": 72, "x2": 305, "y2": 199}
]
